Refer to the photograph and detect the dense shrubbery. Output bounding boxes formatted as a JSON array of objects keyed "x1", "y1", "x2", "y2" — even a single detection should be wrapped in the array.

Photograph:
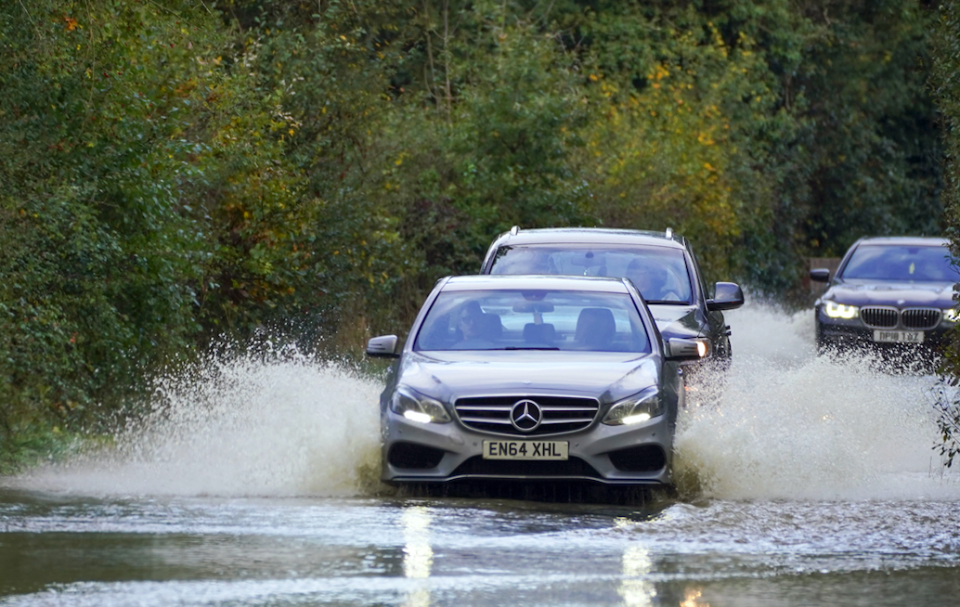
[
  {"x1": 931, "y1": 0, "x2": 960, "y2": 466},
  {"x1": 0, "y1": 0, "x2": 948, "y2": 464}
]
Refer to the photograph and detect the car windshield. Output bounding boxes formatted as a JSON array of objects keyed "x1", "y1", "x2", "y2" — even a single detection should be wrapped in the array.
[
  {"x1": 489, "y1": 245, "x2": 693, "y2": 304},
  {"x1": 840, "y1": 244, "x2": 958, "y2": 282},
  {"x1": 414, "y1": 289, "x2": 652, "y2": 353}
]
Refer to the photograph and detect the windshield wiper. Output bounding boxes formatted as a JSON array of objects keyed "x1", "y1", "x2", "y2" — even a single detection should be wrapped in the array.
[{"x1": 499, "y1": 346, "x2": 561, "y2": 351}]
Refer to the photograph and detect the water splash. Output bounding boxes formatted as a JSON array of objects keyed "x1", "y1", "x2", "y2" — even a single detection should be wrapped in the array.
[
  {"x1": 8, "y1": 303, "x2": 960, "y2": 502},
  {"x1": 9, "y1": 345, "x2": 385, "y2": 498},
  {"x1": 675, "y1": 303, "x2": 960, "y2": 500}
]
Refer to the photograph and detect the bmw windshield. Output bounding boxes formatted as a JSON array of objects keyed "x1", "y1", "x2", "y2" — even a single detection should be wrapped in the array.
[
  {"x1": 841, "y1": 244, "x2": 958, "y2": 282},
  {"x1": 414, "y1": 289, "x2": 652, "y2": 353},
  {"x1": 488, "y1": 245, "x2": 693, "y2": 305}
]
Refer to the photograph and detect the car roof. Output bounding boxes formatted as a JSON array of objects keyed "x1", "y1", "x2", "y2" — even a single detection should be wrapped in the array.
[
  {"x1": 491, "y1": 227, "x2": 687, "y2": 249},
  {"x1": 854, "y1": 236, "x2": 949, "y2": 247},
  {"x1": 441, "y1": 274, "x2": 632, "y2": 293}
]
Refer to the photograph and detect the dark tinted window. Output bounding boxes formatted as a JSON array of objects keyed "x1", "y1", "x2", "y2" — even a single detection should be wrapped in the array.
[
  {"x1": 841, "y1": 244, "x2": 958, "y2": 282},
  {"x1": 489, "y1": 245, "x2": 692, "y2": 304},
  {"x1": 415, "y1": 289, "x2": 651, "y2": 353}
]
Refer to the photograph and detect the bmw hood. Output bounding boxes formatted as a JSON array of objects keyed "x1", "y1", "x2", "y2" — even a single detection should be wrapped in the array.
[
  {"x1": 823, "y1": 281, "x2": 956, "y2": 308},
  {"x1": 647, "y1": 304, "x2": 702, "y2": 339},
  {"x1": 396, "y1": 351, "x2": 660, "y2": 405}
]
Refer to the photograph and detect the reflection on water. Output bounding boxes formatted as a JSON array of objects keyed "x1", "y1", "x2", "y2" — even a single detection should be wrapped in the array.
[
  {"x1": 680, "y1": 588, "x2": 708, "y2": 607},
  {"x1": 618, "y1": 544, "x2": 655, "y2": 607},
  {"x1": 402, "y1": 506, "x2": 433, "y2": 607},
  {"x1": 1, "y1": 490, "x2": 959, "y2": 605}
]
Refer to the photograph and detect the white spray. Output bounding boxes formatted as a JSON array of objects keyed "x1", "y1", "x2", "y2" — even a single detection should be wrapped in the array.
[
  {"x1": 10, "y1": 344, "x2": 385, "y2": 497},
  {"x1": 675, "y1": 303, "x2": 960, "y2": 500}
]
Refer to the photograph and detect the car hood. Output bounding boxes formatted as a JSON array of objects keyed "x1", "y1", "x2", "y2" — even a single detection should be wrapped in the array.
[
  {"x1": 647, "y1": 304, "x2": 703, "y2": 339},
  {"x1": 823, "y1": 280, "x2": 956, "y2": 308},
  {"x1": 397, "y1": 351, "x2": 661, "y2": 405}
]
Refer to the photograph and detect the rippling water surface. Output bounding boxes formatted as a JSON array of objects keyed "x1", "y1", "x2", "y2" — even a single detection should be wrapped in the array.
[{"x1": 2, "y1": 304, "x2": 960, "y2": 606}]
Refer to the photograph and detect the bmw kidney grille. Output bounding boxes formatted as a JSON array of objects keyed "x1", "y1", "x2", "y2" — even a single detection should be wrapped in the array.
[{"x1": 860, "y1": 307, "x2": 941, "y2": 330}]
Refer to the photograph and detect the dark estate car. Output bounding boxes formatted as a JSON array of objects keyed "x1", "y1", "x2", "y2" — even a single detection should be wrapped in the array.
[
  {"x1": 811, "y1": 236, "x2": 959, "y2": 356},
  {"x1": 479, "y1": 227, "x2": 744, "y2": 366},
  {"x1": 365, "y1": 275, "x2": 703, "y2": 488}
]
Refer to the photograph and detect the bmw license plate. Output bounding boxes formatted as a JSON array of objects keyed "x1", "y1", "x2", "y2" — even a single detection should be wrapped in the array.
[
  {"x1": 482, "y1": 440, "x2": 568, "y2": 460},
  {"x1": 873, "y1": 330, "x2": 924, "y2": 344}
]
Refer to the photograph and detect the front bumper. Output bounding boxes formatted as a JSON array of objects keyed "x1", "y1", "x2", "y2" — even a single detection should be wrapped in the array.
[
  {"x1": 381, "y1": 409, "x2": 674, "y2": 487},
  {"x1": 815, "y1": 309, "x2": 952, "y2": 354}
]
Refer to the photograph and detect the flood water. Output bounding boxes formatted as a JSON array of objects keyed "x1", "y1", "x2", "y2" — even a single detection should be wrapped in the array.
[{"x1": 2, "y1": 305, "x2": 960, "y2": 606}]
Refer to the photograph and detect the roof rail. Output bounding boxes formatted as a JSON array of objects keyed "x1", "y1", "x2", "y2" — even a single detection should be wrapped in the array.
[
  {"x1": 510, "y1": 225, "x2": 520, "y2": 236},
  {"x1": 665, "y1": 227, "x2": 673, "y2": 239}
]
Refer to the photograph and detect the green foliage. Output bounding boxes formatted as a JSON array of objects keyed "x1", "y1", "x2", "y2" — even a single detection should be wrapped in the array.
[
  {"x1": 930, "y1": 0, "x2": 960, "y2": 465},
  {"x1": 795, "y1": 0, "x2": 941, "y2": 255},
  {"x1": 0, "y1": 0, "x2": 234, "y2": 441},
  {"x1": 0, "y1": 423, "x2": 84, "y2": 476},
  {"x1": 574, "y1": 9, "x2": 780, "y2": 282}
]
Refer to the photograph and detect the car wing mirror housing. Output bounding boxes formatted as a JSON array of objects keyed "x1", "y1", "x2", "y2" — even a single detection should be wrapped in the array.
[
  {"x1": 809, "y1": 268, "x2": 831, "y2": 283},
  {"x1": 366, "y1": 335, "x2": 400, "y2": 358},
  {"x1": 707, "y1": 282, "x2": 745, "y2": 311},
  {"x1": 664, "y1": 338, "x2": 703, "y2": 362}
]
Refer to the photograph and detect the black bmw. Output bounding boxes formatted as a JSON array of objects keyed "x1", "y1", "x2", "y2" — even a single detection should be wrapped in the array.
[{"x1": 811, "y1": 236, "x2": 959, "y2": 357}]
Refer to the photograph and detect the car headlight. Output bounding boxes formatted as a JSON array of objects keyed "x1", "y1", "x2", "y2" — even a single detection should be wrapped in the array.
[
  {"x1": 944, "y1": 307, "x2": 960, "y2": 323},
  {"x1": 602, "y1": 390, "x2": 664, "y2": 426},
  {"x1": 390, "y1": 387, "x2": 451, "y2": 424},
  {"x1": 823, "y1": 300, "x2": 859, "y2": 320}
]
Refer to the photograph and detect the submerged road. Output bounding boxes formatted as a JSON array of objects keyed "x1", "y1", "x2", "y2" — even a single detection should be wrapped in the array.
[{"x1": 2, "y1": 305, "x2": 960, "y2": 606}]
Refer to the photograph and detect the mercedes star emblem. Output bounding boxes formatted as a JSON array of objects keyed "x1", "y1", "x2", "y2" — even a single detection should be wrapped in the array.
[{"x1": 510, "y1": 399, "x2": 543, "y2": 432}]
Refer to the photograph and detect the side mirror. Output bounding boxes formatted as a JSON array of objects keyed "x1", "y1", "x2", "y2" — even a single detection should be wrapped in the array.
[
  {"x1": 366, "y1": 335, "x2": 400, "y2": 358},
  {"x1": 707, "y1": 282, "x2": 744, "y2": 311},
  {"x1": 664, "y1": 338, "x2": 704, "y2": 362},
  {"x1": 809, "y1": 268, "x2": 830, "y2": 283}
]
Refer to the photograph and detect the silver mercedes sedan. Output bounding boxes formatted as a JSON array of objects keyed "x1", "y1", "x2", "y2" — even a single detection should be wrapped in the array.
[{"x1": 365, "y1": 275, "x2": 702, "y2": 489}]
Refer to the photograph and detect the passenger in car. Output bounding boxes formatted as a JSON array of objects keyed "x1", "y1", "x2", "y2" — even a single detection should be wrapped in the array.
[{"x1": 575, "y1": 308, "x2": 616, "y2": 350}]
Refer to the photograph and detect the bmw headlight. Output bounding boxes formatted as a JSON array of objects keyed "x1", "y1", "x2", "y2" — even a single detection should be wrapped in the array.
[
  {"x1": 390, "y1": 387, "x2": 451, "y2": 424},
  {"x1": 944, "y1": 307, "x2": 960, "y2": 323},
  {"x1": 602, "y1": 390, "x2": 664, "y2": 426},
  {"x1": 823, "y1": 300, "x2": 859, "y2": 320}
]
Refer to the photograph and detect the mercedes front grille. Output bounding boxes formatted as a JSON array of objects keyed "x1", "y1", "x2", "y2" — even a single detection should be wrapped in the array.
[{"x1": 454, "y1": 396, "x2": 600, "y2": 436}]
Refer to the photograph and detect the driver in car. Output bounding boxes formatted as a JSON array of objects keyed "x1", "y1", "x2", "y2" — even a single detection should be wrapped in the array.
[
  {"x1": 625, "y1": 260, "x2": 682, "y2": 302},
  {"x1": 453, "y1": 301, "x2": 496, "y2": 349}
]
